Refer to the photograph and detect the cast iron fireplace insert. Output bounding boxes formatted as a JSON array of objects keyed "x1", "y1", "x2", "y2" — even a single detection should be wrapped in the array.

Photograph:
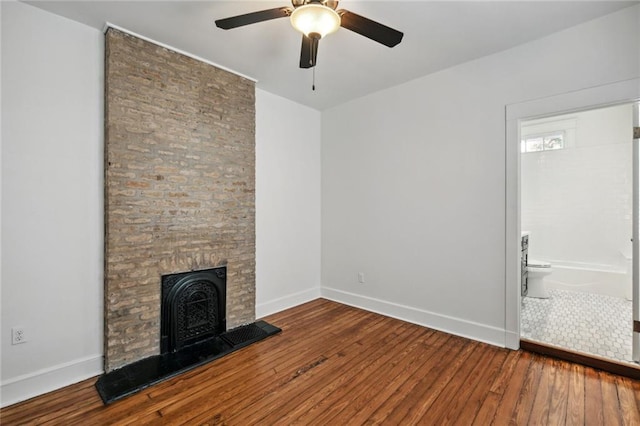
[{"x1": 161, "y1": 267, "x2": 227, "y2": 354}]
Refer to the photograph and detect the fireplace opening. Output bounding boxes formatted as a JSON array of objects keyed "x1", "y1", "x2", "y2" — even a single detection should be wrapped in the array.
[{"x1": 161, "y1": 267, "x2": 226, "y2": 353}]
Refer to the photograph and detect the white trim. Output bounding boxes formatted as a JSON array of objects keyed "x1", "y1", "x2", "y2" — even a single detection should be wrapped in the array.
[
  {"x1": 505, "y1": 331, "x2": 520, "y2": 350},
  {"x1": 506, "y1": 78, "x2": 639, "y2": 121},
  {"x1": 505, "y1": 78, "x2": 640, "y2": 352},
  {"x1": 0, "y1": 355, "x2": 103, "y2": 408},
  {"x1": 321, "y1": 287, "x2": 506, "y2": 348},
  {"x1": 103, "y1": 22, "x2": 257, "y2": 83},
  {"x1": 256, "y1": 287, "x2": 321, "y2": 319},
  {"x1": 633, "y1": 101, "x2": 640, "y2": 362}
]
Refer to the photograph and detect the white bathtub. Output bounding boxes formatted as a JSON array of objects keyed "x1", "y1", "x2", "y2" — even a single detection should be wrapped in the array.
[{"x1": 544, "y1": 261, "x2": 631, "y2": 300}]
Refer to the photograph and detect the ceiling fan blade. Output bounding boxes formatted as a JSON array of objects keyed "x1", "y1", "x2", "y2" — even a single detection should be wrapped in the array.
[
  {"x1": 215, "y1": 7, "x2": 292, "y2": 30},
  {"x1": 300, "y1": 35, "x2": 319, "y2": 69},
  {"x1": 338, "y1": 10, "x2": 403, "y2": 47}
]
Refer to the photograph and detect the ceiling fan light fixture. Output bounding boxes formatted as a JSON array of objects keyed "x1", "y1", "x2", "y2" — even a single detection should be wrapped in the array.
[{"x1": 290, "y1": 4, "x2": 341, "y2": 39}]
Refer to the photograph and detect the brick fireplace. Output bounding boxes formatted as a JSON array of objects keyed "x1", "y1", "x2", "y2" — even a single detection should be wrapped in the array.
[{"x1": 104, "y1": 28, "x2": 256, "y2": 372}]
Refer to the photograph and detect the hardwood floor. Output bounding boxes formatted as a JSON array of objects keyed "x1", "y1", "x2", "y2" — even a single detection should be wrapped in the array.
[{"x1": 2, "y1": 299, "x2": 639, "y2": 425}]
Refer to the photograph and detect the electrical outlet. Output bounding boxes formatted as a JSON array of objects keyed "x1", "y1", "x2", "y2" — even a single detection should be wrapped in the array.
[
  {"x1": 12, "y1": 327, "x2": 27, "y2": 345},
  {"x1": 358, "y1": 272, "x2": 365, "y2": 283}
]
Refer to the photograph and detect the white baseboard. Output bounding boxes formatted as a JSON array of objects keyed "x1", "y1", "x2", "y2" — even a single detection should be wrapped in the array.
[
  {"x1": 321, "y1": 287, "x2": 507, "y2": 348},
  {"x1": 256, "y1": 287, "x2": 321, "y2": 319},
  {"x1": 1, "y1": 355, "x2": 103, "y2": 408}
]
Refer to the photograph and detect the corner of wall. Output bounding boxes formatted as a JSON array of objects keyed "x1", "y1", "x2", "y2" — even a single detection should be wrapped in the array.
[{"x1": 320, "y1": 287, "x2": 507, "y2": 348}]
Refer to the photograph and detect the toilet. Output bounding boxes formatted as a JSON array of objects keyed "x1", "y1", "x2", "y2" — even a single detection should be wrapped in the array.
[{"x1": 526, "y1": 259, "x2": 552, "y2": 298}]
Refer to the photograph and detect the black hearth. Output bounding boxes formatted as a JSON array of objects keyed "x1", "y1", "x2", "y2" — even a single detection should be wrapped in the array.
[{"x1": 161, "y1": 267, "x2": 226, "y2": 353}]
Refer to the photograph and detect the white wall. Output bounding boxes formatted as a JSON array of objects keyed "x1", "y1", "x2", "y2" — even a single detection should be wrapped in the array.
[
  {"x1": 521, "y1": 104, "x2": 633, "y2": 271},
  {"x1": 255, "y1": 89, "x2": 321, "y2": 317},
  {"x1": 321, "y1": 6, "x2": 640, "y2": 346},
  {"x1": 1, "y1": 1, "x2": 104, "y2": 406}
]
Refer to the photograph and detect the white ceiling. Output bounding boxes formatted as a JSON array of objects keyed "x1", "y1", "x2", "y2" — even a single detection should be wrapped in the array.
[{"x1": 26, "y1": 0, "x2": 638, "y2": 110}]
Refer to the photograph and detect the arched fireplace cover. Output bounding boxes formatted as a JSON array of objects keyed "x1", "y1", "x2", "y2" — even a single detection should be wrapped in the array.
[{"x1": 161, "y1": 267, "x2": 226, "y2": 353}]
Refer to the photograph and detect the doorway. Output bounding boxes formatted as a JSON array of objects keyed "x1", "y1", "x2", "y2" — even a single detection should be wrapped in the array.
[
  {"x1": 519, "y1": 104, "x2": 634, "y2": 365},
  {"x1": 504, "y1": 78, "x2": 640, "y2": 373}
]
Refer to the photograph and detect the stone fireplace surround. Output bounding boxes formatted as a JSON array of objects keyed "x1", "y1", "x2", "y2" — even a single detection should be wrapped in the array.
[{"x1": 104, "y1": 28, "x2": 256, "y2": 372}]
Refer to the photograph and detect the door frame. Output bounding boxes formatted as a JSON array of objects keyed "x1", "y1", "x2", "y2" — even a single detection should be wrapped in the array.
[
  {"x1": 633, "y1": 102, "x2": 640, "y2": 362},
  {"x1": 504, "y1": 78, "x2": 640, "y2": 350}
]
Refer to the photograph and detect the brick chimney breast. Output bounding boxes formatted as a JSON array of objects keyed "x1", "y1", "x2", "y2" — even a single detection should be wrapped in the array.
[{"x1": 104, "y1": 29, "x2": 256, "y2": 372}]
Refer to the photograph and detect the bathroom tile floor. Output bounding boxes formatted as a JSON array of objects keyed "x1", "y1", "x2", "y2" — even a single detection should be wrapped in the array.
[{"x1": 521, "y1": 289, "x2": 635, "y2": 365}]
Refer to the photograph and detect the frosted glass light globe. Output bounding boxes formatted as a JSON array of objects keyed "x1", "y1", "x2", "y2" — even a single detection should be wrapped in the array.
[{"x1": 290, "y1": 4, "x2": 341, "y2": 39}]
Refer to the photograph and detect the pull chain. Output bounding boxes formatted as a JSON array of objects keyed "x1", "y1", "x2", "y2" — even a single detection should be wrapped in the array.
[
  {"x1": 307, "y1": 33, "x2": 319, "y2": 91},
  {"x1": 310, "y1": 39, "x2": 316, "y2": 91}
]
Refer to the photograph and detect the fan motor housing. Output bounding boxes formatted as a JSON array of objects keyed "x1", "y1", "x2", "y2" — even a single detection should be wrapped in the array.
[{"x1": 292, "y1": 0, "x2": 339, "y2": 10}]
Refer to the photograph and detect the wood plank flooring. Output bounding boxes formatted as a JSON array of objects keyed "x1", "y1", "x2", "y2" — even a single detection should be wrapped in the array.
[{"x1": 2, "y1": 299, "x2": 639, "y2": 425}]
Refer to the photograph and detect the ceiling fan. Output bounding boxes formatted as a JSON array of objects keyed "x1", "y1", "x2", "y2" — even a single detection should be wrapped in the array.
[{"x1": 215, "y1": 0, "x2": 403, "y2": 69}]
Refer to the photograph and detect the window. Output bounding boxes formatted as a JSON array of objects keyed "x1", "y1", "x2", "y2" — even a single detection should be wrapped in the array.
[{"x1": 521, "y1": 132, "x2": 564, "y2": 153}]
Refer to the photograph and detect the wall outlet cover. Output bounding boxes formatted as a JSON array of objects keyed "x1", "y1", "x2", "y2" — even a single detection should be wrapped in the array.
[{"x1": 11, "y1": 327, "x2": 27, "y2": 345}]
